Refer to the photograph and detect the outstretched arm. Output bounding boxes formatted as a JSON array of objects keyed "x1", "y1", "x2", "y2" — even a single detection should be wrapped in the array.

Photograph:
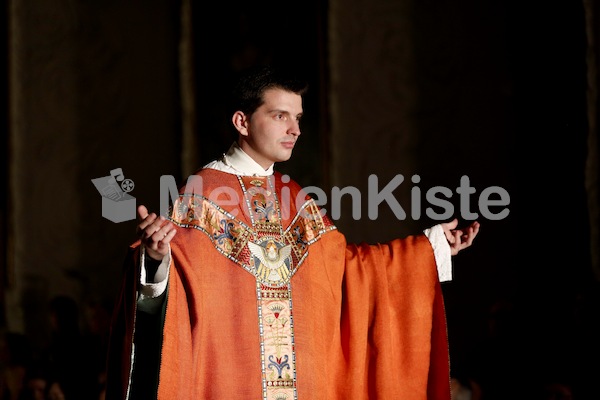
[{"x1": 440, "y1": 219, "x2": 480, "y2": 256}]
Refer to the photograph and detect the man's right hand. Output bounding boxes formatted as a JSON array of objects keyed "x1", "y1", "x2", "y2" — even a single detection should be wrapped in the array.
[{"x1": 136, "y1": 205, "x2": 177, "y2": 261}]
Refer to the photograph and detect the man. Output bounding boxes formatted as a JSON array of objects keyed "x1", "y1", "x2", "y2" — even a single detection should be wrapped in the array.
[{"x1": 106, "y1": 65, "x2": 480, "y2": 399}]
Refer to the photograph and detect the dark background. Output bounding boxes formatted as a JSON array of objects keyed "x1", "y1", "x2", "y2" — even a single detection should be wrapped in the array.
[{"x1": 2, "y1": 0, "x2": 599, "y2": 399}]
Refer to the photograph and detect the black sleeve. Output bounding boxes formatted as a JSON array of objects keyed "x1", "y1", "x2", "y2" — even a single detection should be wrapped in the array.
[
  {"x1": 143, "y1": 256, "x2": 163, "y2": 282},
  {"x1": 128, "y1": 284, "x2": 168, "y2": 399}
]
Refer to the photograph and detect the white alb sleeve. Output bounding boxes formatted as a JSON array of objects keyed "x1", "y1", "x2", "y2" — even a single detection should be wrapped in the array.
[
  {"x1": 137, "y1": 245, "x2": 171, "y2": 314},
  {"x1": 423, "y1": 224, "x2": 452, "y2": 282}
]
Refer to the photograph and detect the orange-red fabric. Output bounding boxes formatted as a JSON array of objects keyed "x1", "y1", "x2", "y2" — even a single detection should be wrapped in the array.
[{"x1": 105, "y1": 169, "x2": 451, "y2": 399}]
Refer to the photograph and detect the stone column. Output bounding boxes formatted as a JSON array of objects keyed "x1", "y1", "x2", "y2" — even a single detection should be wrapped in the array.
[
  {"x1": 328, "y1": 0, "x2": 420, "y2": 243},
  {"x1": 7, "y1": 0, "x2": 180, "y2": 346}
]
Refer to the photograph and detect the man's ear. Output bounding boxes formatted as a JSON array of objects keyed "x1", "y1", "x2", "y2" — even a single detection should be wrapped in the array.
[{"x1": 232, "y1": 111, "x2": 249, "y2": 136}]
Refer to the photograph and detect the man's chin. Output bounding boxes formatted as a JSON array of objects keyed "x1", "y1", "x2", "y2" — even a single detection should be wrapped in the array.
[{"x1": 277, "y1": 152, "x2": 293, "y2": 163}]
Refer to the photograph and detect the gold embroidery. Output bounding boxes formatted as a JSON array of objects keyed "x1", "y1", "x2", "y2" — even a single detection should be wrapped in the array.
[{"x1": 168, "y1": 178, "x2": 336, "y2": 400}]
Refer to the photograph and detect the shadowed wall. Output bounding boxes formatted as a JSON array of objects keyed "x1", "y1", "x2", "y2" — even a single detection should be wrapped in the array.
[{"x1": 7, "y1": 0, "x2": 181, "y2": 347}]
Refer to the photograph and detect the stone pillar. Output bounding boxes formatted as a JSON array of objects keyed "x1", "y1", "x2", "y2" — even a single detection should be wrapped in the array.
[
  {"x1": 328, "y1": 0, "x2": 420, "y2": 243},
  {"x1": 7, "y1": 0, "x2": 180, "y2": 347}
]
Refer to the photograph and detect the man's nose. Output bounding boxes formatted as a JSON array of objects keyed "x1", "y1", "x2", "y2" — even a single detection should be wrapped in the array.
[{"x1": 288, "y1": 120, "x2": 301, "y2": 136}]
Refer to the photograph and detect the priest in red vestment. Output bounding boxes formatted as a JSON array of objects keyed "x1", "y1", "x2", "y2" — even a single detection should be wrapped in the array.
[{"x1": 105, "y1": 65, "x2": 480, "y2": 400}]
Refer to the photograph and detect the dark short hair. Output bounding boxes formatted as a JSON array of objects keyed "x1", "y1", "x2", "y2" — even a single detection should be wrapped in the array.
[{"x1": 229, "y1": 65, "x2": 309, "y2": 117}]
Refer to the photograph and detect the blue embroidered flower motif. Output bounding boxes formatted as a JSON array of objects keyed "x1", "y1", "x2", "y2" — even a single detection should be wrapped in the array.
[
  {"x1": 267, "y1": 355, "x2": 290, "y2": 379},
  {"x1": 213, "y1": 219, "x2": 235, "y2": 244},
  {"x1": 253, "y1": 199, "x2": 275, "y2": 222}
]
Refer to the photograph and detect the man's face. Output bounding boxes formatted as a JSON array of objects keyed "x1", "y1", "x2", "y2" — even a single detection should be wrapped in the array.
[{"x1": 237, "y1": 88, "x2": 303, "y2": 169}]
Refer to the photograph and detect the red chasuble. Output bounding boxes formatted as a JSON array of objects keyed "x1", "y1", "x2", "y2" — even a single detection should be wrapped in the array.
[{"x1": 105, "y1": 168, "x2": 451, "y2": 399}]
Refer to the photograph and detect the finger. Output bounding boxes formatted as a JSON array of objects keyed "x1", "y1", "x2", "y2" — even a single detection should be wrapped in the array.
[
  {"x1": 151, "y1": 220, "x2": 175, "y2": 242},
  {"x1": 138, "y1": 205, "x2": 153, "y2": 222},
  {"x1": 146, "y1": 223, "x2": 176, "y2": 255},
  {"x1": 448, "y1": 230, "x2": 462, "y2": 255},
  {"x1": 158, "y1": 227, "x2": 177, "y2": 247},
  {"x1": 147, "y1": 228, "x2": 176, "y2": 258},
  {"x1": 444, "y1": 225, "x2": 459, "y2": 243},
  {"x1": 143, "y1": 216, "x2": 169, "y2": 240},
  {"x1": 472, "y1": 221, "x2": 480, "y2": 236},
  {"x1": 453, "y1": 229, "x2": 461, "y2": 246},
  {"x1": 462, "y1": 227, "x2": 475, "y2": 248},
  {"x1": 137, "y1": 213, "x2": 158, "y2": 237},
  {"x1": 462, "y1": 224, "x2": 479, "y2": 248},
  {"x1": 445, "y1": 218, "x2": 458, "y2": 230}
]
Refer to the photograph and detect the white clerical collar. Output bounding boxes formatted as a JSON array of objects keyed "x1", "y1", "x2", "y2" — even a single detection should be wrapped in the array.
[{"x1": 203, "y1": 142, "x2": 274, "y2": 176}]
